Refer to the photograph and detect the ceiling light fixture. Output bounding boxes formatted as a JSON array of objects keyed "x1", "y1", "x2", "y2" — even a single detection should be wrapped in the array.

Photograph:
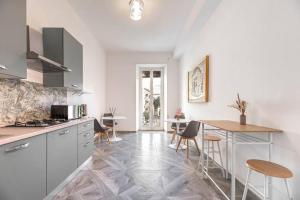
[{"x1": 129, "y1": 0, "x2": 144, "y2": 21}]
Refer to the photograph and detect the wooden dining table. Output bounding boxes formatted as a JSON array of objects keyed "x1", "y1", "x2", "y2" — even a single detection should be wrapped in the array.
[{"x1": 198, "y1": 120, "x2": 282, "y2": 200}]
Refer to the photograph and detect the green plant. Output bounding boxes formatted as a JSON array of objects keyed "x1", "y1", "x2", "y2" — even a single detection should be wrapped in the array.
[
  {"x1": 143, "y1": 111, "x2": 149, "y2": 122},
  {"x1": 153, "y1": 96, "x2": 160, "y2": 110}
]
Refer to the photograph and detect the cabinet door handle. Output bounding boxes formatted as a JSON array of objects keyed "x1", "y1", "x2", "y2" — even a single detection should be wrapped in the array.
[
  {"x1": 84, "y1": 141, "x2": 91, "y2": 147},
  {"x1": 84, "y1": 123, "x2": 91, "y2": 127},
  {"x1": 0, "y1": 64, "x2": 7, "y2": 70},
  {"x1": 72, "y1": 84, "x2": 79, "y2": 88},
  {"x1": 5, "y1": 143, "x2": 30, "y2": 153},
  {"x1": 59, "y1": 130, "x2": 70, "y2": 135}
]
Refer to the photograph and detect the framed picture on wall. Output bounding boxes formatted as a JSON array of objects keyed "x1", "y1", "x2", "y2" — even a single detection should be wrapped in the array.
[{"x1": 188, "y1": 55, "x2": 209, "y2": 103}]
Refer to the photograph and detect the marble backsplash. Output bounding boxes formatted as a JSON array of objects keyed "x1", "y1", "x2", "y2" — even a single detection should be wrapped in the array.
[{"x1": 0, "y1": 79, "x2": 67, "y2": 126}]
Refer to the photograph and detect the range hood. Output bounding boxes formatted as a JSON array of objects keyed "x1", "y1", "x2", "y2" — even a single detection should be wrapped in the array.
[{"x1": 26, "y1": 26, "x2": 72, "y2": 72}]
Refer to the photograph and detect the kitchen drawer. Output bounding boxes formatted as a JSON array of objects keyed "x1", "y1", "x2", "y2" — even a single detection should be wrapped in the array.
[
  {"x1": 78, "y1": 129, "x2": 94, "y2": 145},
  {"x1": 78, "y1": 120, "x2": 94, "y2": 133},
  {"x1": 78, "y1": 137, "x2": 94, "y2": 166},
  {"x1": 0, "y1": 135, "x2": 46, "y2": 200},
  {"x1": 47, "y1": 125, "x2": 77, "y2": 194}
]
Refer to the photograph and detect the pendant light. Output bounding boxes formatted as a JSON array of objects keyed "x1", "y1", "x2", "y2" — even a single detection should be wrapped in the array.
[{"x1": 129, "y1": 0, "x2": 144, "y2": 21}]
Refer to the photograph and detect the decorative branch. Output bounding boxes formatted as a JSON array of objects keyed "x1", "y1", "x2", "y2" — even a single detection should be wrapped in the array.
[{"x1": 228, "y1": 93, "x2": 247, "y2": 115}]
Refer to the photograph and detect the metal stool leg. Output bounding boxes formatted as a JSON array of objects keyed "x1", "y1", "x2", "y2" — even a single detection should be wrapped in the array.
[
  {"x1": 264, "y1": 175, "x2": 268, "y2": 200},
  {"x1": 212, "y1": 142, "x2": 215, "y2": 161},
  {"x1": 284, "y1": 179, "x2": 292, "y2": 200},
  {"x1": 206, "y1": 141, "x2": 210, "y2": 173},
  {"x1": 242, "y1": 168, "x2": 252, "y2": 200},
  {"x1": 217, "y1": 141, "x2": 225, "y2": 177}
]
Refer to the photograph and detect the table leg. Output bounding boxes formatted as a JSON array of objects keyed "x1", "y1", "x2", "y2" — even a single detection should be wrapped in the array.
[
  {"x1": 110, "y1": 119, "x2": 122, "y2": 142},
  {"x1": 168, "y1": 122, "x2": 187, "y2": 150},
  {"x1": 268, "y1": 133, "x2": 273, "y2": 199},
  {"x1": 231, "y1": 132, "x2": 236, "y2": 200},
  {"x1": 226, "y1": 132, "x2": 229, "y2": 179},
  {"x1": 201, "y1": 123, "x2": 205, "y2": 175}
]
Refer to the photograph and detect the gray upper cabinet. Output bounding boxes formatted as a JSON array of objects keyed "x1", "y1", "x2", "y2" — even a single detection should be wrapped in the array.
[
  {"x1": 0, "y1": 0, "x2": 27, "y2": 79},
  {"x1": 43, "y1": 28, "x2": 83, "y2": 89},
  {"x1": 0, "y1": 135, "x2": 47, "y2": 200},
  {"x1": 46, "y1": 125, "x2": 78, "y2": 194}
]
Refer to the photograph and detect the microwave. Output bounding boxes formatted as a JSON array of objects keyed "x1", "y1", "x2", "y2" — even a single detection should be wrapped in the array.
[{"x1": 51, "y1": 105, "x2": 82, "y2": 120}]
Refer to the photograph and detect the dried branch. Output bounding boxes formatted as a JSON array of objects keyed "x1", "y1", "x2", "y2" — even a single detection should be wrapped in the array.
[{"x1": 228, "y1": 93, "x2": 248, "y2": 114}]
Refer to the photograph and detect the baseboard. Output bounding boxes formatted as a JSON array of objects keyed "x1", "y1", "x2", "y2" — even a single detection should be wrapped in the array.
[
  {"x1": 44, "y1": 156, "x2": 92, "y2": 200},
  {"x1": 116, "y1": 131, "x2": 137, "y2": 133}
]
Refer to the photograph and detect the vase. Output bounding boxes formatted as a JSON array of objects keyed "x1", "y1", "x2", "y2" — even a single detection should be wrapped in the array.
[{"x1": 240, "y1": 114, "x2": 246, "y2": 125}]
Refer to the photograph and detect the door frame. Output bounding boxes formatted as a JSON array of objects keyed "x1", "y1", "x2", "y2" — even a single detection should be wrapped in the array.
[{"x1": 138, "y1": 66, "x2": 165, "y2": 131}]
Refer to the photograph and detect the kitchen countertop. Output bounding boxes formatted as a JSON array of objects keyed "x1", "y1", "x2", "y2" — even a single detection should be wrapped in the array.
[{"x1": 0, "y1": 117, "x2": 95, "y2": 146}]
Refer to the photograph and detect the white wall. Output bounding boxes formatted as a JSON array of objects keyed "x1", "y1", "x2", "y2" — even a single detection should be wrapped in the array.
[
  {"x1": 106, "y1": 52, "x2": 179, "y2": 131},
  {"x1": 177, "y1": 0, "x2": 300, "y2": 199},
  {"x1": 27, "y1": 0, "x2": 107, "y2": 120}
]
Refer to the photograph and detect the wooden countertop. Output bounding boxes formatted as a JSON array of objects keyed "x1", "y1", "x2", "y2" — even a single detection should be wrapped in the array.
[
  {"x1": 200, "y1": 120, "x2": 282, "y2": 133},
  {"x1": 0, "y1": 117, "x2": 94, "y2": 146}
]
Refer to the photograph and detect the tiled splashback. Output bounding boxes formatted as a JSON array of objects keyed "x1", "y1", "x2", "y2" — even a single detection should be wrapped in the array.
[{"x1": 0, "y1": 79, "x2": 67, "y2": 126}]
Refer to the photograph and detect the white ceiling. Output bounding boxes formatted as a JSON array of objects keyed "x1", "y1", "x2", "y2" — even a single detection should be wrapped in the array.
[{"x1": 69, "y1": 0, "x2": 197, "y2": 52}]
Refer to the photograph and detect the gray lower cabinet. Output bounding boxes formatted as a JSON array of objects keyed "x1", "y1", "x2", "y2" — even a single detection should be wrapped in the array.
[
  {"x1": 47, "y1": 125, "x2": 78, "y2": 194},
  {"x1": 0, "y1": 135, "x2": 46, "y2": 200},
  {"x1": 78, "y1": 130, "x2": 94, "y2": 166},
  {"x1": 0, "y1": 0, "x2": 27, "y2": 79}
]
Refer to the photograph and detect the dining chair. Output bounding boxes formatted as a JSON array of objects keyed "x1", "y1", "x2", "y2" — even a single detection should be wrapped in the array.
[
  {"x1": 176, "y1": 120, "x2": 200, "y2": 158},
  {"x1": 170, "y1": 113, "x2": 187, "y2": 144},
  {"x1": 94, "y1": 119, "x2": 111, "y2": 144}
]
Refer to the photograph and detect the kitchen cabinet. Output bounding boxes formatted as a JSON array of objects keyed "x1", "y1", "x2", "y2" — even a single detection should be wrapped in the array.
[
  {"x1": 0, "y1": 135, "x2": 46, "y2": 200},
  {"x1": 43, "y1": 28, "x2": 83, "y2": 89},
  {"x1": 78, "y1": 120, "x2": 94, "y2": 166},
  {"x1": 0, "y1": 0, "x2": 27, "y2": 79},
  {"x1": 46, "y1": 125, "x2": 78, "y2": 194}
]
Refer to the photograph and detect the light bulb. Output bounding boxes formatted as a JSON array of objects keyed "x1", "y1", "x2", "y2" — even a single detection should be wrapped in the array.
[{"x1": 129, "y1": 0, "x2": 144, "y2": 21}]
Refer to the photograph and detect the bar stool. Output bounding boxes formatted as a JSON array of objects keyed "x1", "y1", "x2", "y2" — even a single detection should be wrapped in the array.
[
  {"x1": 242, "y1": 159, "x2": 293, "y2": 200},
  {"x1": 203, "y1": 134, "x2": 225, "y2": 176}
]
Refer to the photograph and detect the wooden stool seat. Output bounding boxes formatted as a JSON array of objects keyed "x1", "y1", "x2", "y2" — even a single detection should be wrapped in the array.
[
  {"x1": 242, "y1": 159, "x2": 293, "y2": 200},
  {"x1": 246, "y1": 159, "x2": 293, "y2": 178},
  {"x1": 203, "y1": 134, "x2": 221, "y2": 141}
]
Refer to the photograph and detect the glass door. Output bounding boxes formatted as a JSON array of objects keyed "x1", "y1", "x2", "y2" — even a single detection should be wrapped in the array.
[{"x1": 139, "y1": 68, "x2": 164, "y2": 130}]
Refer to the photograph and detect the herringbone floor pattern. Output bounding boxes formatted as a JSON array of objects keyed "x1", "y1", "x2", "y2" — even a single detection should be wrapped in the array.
[{"x1": 53, "y1": 132, "x2": 257, "y2": 200}]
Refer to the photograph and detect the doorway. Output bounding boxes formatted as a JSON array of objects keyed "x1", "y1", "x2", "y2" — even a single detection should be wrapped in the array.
[{"x1": 138, "y1": 67, "x2": 164, "y2": 130}]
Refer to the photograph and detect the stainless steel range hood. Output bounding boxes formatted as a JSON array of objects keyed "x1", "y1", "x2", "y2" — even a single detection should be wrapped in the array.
[{"x1": 26, "y1": 26, "x2": 72, "y2": 72}]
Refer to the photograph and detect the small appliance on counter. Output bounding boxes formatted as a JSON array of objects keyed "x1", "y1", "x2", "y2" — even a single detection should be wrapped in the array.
[
  {"x1": 51, "y1": 104, "x2": 87, "y2": 120},
  {"x1": 81, "y1": 104, "x2": 87, "y2": 116}
]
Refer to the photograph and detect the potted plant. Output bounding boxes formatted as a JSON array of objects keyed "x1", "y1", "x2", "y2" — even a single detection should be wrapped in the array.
[
  {"x1": 229, "y1": 93, "x2": 248, "y2": 125},
  {"x1": 175, "y1": 108, "x2": 183, "y2": 120}
]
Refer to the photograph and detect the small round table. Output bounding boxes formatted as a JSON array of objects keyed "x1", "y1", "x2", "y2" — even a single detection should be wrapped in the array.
[
  {"x1": 165, "y1": 118, "x2": 190, "y2": 150},
  {"x1": 102, "y1": 116, "x2": 126, "y2": 142}
]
